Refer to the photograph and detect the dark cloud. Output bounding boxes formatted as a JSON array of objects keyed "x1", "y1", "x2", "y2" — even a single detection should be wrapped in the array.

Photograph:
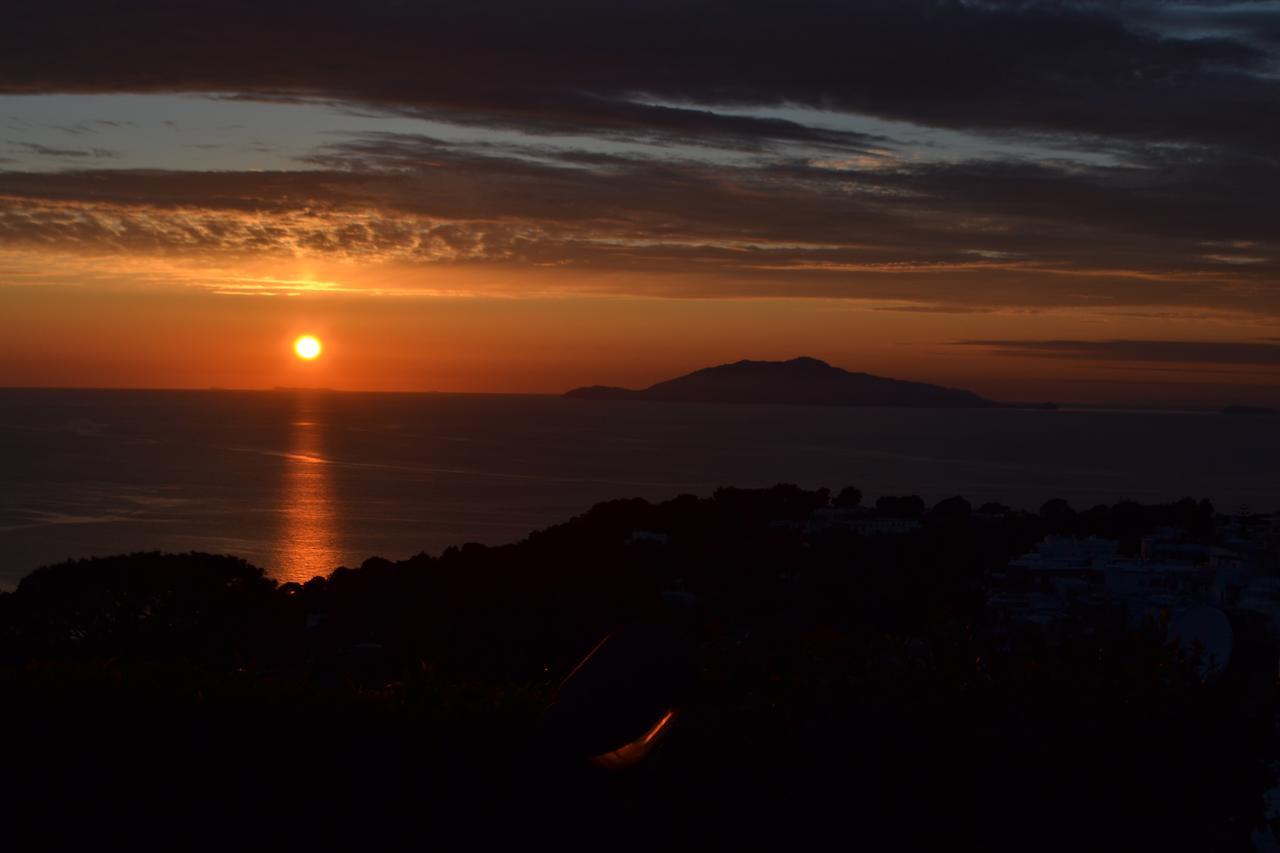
[
  {"x1": 1119, "y1": 0, "x2": 1280, "y2": 46},
  {"x1": 301, "y1": 131, "x2": 1280, "y2": 247},
  {"x1": 7, "y1": 141, "x2": 117, "y2": 159},
  {"x1": 304, "y1": 95, "x2": 893, "y2": 153},
  {"x1": 954, "y1": 339, "x2": 1280, "y2": 366},
  {"x1": 0, "y1": 1, "x2": 1276, "y2": 155}
]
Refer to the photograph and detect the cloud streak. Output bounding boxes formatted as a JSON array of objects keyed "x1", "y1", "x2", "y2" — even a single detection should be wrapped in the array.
[
  {"x1": 0, "y1": 121, "x2": 1275, "y2": 311},
  {"x1": 955, "y1": 339, "x2": 1280, "y2": 366},
  {"x1": 7, "y1": 141, "x2": 117, "y2": 159}
]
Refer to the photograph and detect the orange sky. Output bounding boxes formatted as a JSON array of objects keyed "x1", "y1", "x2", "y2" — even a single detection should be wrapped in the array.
[
  {"x1": 3, "y1": 256, "x2": 1276, "y2": 406},
  {"x1": 1, "y1": 5, "x2": 1278, "y2": 410}
]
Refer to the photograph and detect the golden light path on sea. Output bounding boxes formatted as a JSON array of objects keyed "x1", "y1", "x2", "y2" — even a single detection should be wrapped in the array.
[{"x1": 274, "y1": 395, "x2": 340, "y2": 583}]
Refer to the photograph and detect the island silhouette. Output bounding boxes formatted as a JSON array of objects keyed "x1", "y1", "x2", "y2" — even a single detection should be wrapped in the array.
[{"x1": 565, "y1": 356, "x2": 1034, "y2": 408}]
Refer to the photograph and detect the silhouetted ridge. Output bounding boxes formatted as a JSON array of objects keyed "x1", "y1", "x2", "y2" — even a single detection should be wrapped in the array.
[
  {"x1": 565, "y1": 356, "x2": 996, "y2": 408},
  {"x1": 0, "y1": 486, "x2": 1262, "y2": 852}
]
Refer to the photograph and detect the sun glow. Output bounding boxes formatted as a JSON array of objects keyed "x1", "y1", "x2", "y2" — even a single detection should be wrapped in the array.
[{"x1": 294, "y1": 335, "x2": 322, "y2": 360}]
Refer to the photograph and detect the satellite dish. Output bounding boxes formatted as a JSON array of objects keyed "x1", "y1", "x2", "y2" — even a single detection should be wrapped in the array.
[{"x1": 1168, "y1": 605, "x2": 1233, "y2": 682}]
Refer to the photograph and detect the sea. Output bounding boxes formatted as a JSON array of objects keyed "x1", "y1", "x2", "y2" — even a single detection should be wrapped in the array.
[{"x1": 1, "y1": 388, "x2": 1277, "y2": 588}]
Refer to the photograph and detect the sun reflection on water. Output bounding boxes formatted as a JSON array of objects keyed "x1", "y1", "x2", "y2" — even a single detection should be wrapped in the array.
[{"x1": 274, "y1": 400, "x2": 340, "y2": 583}]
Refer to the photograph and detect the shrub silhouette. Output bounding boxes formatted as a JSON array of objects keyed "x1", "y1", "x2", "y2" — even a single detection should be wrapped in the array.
[{"x1": 0, "y1": 486, "x2": 1268, "y2": 852}]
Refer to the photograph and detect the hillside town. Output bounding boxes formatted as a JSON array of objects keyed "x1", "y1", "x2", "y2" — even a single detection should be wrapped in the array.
[
  {"x1": 989, "y1": 511, "x2": 1280, "y2": 653},
  {"x1": 770, "y1": 495, "x2": 1280, "y2": 658}
]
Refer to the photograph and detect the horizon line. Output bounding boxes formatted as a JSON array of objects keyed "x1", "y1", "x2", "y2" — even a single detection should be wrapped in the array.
[{"x1": 0, "y1": 384, "x2": 1239, "y2": 413}]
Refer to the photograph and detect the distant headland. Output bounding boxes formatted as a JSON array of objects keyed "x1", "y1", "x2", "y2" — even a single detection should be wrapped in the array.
[{"x1": 566, "y1": 357, "x2": 1053, "y2": 409}]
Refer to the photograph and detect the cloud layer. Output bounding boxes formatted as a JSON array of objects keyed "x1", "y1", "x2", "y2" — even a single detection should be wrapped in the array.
[
  {"x1": 4, "y1": 1, "x2": 1277, "y2": 151},
  {"x1": 0, "y1": 1, "x2": 1276, "y2": 316},
  {"x1": 956, "y1": 338, "x2": 1280, "y2": 367}
]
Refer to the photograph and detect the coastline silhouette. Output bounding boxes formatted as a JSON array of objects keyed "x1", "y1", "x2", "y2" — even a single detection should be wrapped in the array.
[{"x1": 3, "y1": 486, "x2": 1273, "y2": 851}]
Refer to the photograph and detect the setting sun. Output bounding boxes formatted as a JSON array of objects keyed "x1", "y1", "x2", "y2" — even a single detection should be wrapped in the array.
[{"x1": 294, "y1": 335, "x2": 322, "y2": 360}]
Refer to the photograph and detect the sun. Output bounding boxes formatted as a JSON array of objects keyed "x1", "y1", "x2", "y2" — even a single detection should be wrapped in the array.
[{"x1": 294, "y1": 335, "x2": 322, "y2": 360}]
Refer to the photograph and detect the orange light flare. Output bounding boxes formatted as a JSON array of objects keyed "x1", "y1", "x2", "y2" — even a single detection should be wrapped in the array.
[
  {"x1": 589, "y1": 709, "x2": 677, "y2": 770},
  {"x1": 294, "y1": 335, "x2": 322, "y2": 360}
]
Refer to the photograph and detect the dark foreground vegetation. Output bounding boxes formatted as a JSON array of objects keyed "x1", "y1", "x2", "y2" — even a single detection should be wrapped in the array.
[{"x1": 1, "y1": 486, "x2": 1275, "y2": 851}]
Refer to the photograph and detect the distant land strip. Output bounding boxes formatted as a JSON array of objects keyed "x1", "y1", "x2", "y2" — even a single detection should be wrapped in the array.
[{"x1": 566, "y1": 357, "x2": 1055, "y2": 409}]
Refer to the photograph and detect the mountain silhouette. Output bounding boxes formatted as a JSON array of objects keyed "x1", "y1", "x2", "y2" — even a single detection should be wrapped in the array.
[{"x1": 565, "y1": 357, "x2": 998, "y2": 408}]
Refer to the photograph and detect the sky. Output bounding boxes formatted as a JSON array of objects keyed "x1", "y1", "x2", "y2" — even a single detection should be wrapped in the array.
[{"x1": 1, "y1": 0, "x2": 1278, "y2": 405}]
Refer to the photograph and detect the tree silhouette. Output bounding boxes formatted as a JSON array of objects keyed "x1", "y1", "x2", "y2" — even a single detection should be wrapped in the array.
[{"x1": 834, "y1": 485, "x2": 863, "y2": 508}]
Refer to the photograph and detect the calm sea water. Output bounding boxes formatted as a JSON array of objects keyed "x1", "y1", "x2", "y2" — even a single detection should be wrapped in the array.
[{"x1": 1, "y1": 388, "x2": 1277, "y2": 587}]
